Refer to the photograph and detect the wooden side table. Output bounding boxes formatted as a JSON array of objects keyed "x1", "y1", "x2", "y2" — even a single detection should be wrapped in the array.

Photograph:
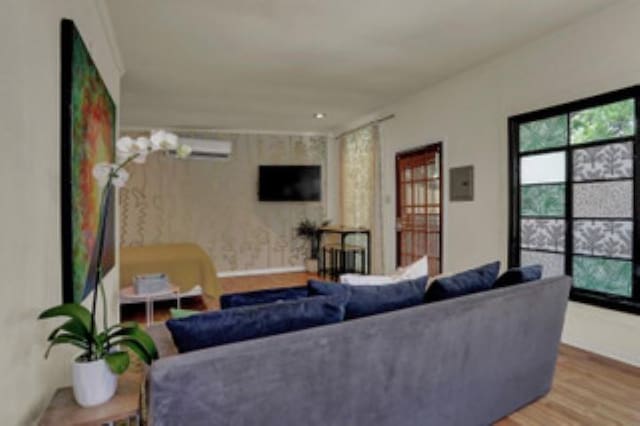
[{"x1": 38, "y1": 372, "x2": 143, "y2": 426}]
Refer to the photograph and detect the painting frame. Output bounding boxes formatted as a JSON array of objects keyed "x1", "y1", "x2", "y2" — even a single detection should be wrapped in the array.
[{"x1": 60, "y1": 19, "x2": 116, "y2": 303}]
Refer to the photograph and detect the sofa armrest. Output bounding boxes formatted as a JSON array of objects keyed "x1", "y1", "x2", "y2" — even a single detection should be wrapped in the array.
[{"x1": 220, "y1": 285, "x2": 308, "y2": 309}]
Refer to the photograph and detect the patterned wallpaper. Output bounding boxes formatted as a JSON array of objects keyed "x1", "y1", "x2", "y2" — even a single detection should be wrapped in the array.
[{"x1": 119, "y1": 132, "x2": 328, "y2": 272}]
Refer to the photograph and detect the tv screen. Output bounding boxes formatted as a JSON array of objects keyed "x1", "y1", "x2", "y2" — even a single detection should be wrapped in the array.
[{"x1": 259, "y1": 165, "x2": 321, "y2": 201}]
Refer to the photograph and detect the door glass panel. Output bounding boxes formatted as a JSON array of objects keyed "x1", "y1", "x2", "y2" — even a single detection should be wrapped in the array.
[
  {"x1": 403, "y1": 183, "x2": 412, "y2": 206},
  {"x1": 427, "y1": 162, "x2": 439, "y2": 178},
  {"x1": 414, "y1": 182, "x2": 425, "y2": 205},
  {"x1": 570, "y1": 99, "x2": 635, "y2": 145},
  {"x1": 414, "y1": 166, "x2": 425, "y2": 180},
  {"x1": 427, "y1": 180, "x2": 439, "y2": 204}
]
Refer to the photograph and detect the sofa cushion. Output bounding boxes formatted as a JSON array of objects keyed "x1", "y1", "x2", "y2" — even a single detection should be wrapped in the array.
[
  {"x1": 308, "y1": 276, "x2": 427, "y2": 320},
  {"x1": 220, "y1": 286, "x2": 308, "y2": 309},
  {"x1": 166, "y1": 293, "x2": 348, "y2": 353},
  {"x1": 425, "y1": 261, "x2": 500, "y2": 302},
  {"x1": 493, "y1": 265, "x2": 543, "y2": 288}
]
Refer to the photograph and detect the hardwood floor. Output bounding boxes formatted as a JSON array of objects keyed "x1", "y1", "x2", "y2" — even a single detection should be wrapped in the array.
[
  {"x1": 121, "y1": 272, "x2": 640, "y2": 425},
  {"x1": 496, "y1": 344, "x2": 640, "y2": 425}
]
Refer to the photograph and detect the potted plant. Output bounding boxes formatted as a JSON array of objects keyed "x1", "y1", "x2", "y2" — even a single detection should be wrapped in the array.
[
  {"x1": 295, "y1": 219, "x2": 329, "y2": 273},
  {"x1": 39, "y1": 130, "x2": 192, "y2": 407}
]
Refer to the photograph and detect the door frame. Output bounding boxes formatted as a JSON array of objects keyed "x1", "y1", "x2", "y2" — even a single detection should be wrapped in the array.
[{"x1": 395, "y1": 142, "x2": 444, "y2": 270}]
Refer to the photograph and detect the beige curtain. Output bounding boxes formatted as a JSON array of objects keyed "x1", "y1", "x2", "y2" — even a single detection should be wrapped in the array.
[{"x1": 339, "y1": 125, "x2": 384, "y2": 273}]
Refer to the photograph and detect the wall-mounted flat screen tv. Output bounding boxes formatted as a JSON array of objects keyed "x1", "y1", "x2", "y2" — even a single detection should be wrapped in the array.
[{"x1": 259, "y1": 165, "x2": 321, "y2": 201}]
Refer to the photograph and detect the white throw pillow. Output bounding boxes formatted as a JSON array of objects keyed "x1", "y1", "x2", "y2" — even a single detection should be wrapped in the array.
[
  {"x1": 339, "y1": 256, "x2": 429, "y2": 286},
  {"x1": 339, "y1": 274, "x2": 395, "y2": 285},
  {"x1": 397, "y1": 256, "x2": 428, "y2": 280}
]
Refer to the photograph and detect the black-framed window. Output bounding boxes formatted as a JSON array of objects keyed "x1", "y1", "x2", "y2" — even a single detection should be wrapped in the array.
[{"x1": 509, "y1": 86, "x2": 640, "y2": 315}]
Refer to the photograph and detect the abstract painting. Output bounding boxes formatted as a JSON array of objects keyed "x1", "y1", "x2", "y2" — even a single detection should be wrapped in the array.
[{"x1": 61, "y1": 19, "x2": 116, "y2": 303}]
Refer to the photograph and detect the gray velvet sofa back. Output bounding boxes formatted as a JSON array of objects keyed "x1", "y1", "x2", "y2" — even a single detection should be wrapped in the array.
[{"x1": 147, "y1": 276, "x2": 571, "y2": 426}]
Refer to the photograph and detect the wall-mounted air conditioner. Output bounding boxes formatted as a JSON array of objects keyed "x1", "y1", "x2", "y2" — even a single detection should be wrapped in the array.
[{"x1": 177, "y1": 137, "x2": 232, "y2": 160}]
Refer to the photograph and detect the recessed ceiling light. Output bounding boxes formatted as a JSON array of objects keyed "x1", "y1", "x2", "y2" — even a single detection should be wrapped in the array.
[{"x1": 313, "y1": 112, "x2": 326, "y2": 119}]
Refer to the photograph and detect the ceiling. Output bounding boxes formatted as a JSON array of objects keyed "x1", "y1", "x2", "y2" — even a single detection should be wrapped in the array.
[{"x1": 107, "y1": 0, "x2": 617, "y2": 133}]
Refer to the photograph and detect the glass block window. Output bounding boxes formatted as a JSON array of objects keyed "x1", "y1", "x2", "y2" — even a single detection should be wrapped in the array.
[{"x1": 510, "y1": 88, "x2": 639, "y2": 314}]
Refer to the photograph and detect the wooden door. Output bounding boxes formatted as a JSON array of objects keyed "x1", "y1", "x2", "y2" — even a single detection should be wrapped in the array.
[{"x1": 396, "y1": 143, "x2": 442, "y2": 274}]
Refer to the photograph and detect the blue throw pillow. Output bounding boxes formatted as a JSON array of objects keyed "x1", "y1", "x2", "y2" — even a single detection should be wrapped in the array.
[
  {"x1": 220, "y1": 286, "x2": 308, "y2": 309},
  {"x1": 308, "y1": 276, "x2": 427, "y2": 320},
  {"x1": 167, "y1": 293, "x2": 348, "y2": 353},
  {"x1": 425, "y1": 261, "x2": 500, "y2": 302},
  {"x1": 493, "y1": 264, "x2": 543, "y2": 288}
]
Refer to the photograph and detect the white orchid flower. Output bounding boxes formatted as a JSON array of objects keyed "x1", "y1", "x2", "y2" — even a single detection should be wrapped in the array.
[
  {"x1": 92, "y1": 162, "x2": 112, "y2": 188},
  {"x1": 116, "y1": 150, "x2": 131, "y2": 164},
  {"x1": 150, "y1": 130, "x2": 167, "y2": 151},
  {"x1": 111, "y1": 167, "x2": 130, "y2": 188},
  {"x1": 132, "y1": 137, "x2": 150, "y2": 152},
  {"x1": 116, "y1": 136, "x2": 134, "y2": 154},
  {"x1": 165, "y1": 132, "x2": 179, "y2": 150},
  {"x1": 175, "y1": 143, "x2": 192, "y2": 159},
  {"x1": 133, "y1": 150, "x2": 148, "y2": 164},
  {"x1": 150, "y1": 129, "x2": 179, "y2": 150},
  {"x1": 92, "y1": 162, "x2": 130, "y2": 188}
]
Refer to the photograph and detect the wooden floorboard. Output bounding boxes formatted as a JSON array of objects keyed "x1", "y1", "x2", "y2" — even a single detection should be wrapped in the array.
[{"x1": 121, "y1": 272, "x2": 640, "y2": 425}]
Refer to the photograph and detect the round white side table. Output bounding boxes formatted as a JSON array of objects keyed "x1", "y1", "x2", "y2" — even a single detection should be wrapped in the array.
[{"x1": 120, "y1": 285, "x2": 181, "y2": 326}]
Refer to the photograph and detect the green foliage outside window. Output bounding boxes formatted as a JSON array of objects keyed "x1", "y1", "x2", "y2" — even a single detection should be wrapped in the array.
[{"x1": 570, "y1": 99, "x2": 635, "y2": 145}]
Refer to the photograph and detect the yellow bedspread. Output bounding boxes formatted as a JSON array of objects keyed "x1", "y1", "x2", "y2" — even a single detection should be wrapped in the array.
[{"x1": 120, "y1": 243, "x2": 220, "y2": 299}]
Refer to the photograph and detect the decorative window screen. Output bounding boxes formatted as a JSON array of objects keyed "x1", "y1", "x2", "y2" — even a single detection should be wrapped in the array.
[{"x1": 509, "y1": 87, "x2": 640, "y2": 314}]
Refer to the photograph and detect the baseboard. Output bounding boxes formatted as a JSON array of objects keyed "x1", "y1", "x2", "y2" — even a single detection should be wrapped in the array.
[{"x1": 218, "y1": 266, "x2": 306, "y2": 278}]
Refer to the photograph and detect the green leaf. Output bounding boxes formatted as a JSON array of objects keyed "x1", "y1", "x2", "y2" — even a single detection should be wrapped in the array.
[
  {"x1": 108, "y1": 326, "x2": 158, "y2": 360},
  {"x1": 110, "y1": 338, "x2": 152, "y2": 365},
  {"x1": 47, "y1": 318, "x2": 91, "y2": 343},
  {"x1": 38, "y1": 304, "x2": 93, "y2": 335},
  {"x1": 104, "y1": 351, "x2": 130, "y2": 375},
  {"x1": 44, "y1": 334, "x2": 89, "y2": 359},
  {"x1": 106, "y1": 321, "x2": 139, "y2": 334}
]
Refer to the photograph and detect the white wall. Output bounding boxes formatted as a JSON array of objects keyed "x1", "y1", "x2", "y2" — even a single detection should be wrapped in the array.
[
  {"x1": 0, "y1": 1, "x2": 122, "y2": 423},
  {"x1": 338, "y1": 0, "x2": 640, "y2": 366}
]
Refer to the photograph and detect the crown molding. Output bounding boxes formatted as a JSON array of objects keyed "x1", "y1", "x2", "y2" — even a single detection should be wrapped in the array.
[
  {"x1": 120, "y1": 125, "x2": 331, "y2": 137},
  {"x1": 95, "y1": 0, "x2": 125, "y2": 76}
]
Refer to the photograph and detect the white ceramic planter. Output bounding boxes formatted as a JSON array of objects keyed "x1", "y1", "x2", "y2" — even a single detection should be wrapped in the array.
[{"x1": 72, "y1": 357, "x2": 117, "y2": 407}]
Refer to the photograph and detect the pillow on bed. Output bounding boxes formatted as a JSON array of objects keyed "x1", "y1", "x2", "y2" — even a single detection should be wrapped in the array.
[
  {"x1": 308, "y1": 276, "x2": 427, "y2": 320},
  {"x1": 166, "y1": 292, "x2": 348, "y2": 353}
]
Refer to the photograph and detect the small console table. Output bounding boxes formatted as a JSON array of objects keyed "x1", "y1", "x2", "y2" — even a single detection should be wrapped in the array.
[
  {"x1": 318, "y1": 225, "x2": 371, "y2": 278},
  {"x1": 38, "y1": 372, "x2": 143, "y2": 426}
]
